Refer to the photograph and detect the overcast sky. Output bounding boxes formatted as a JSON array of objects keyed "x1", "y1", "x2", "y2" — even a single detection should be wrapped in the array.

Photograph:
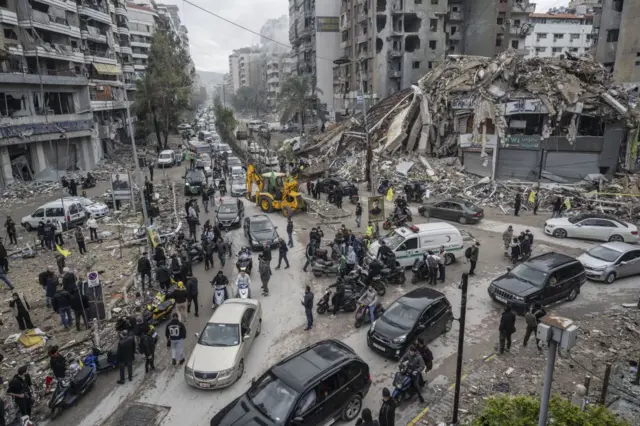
[{"x1": 160, "y1": 0, "x2": 567, "y2": 74}]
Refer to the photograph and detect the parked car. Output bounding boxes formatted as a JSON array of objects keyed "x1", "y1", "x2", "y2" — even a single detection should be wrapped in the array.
[
  {"x1": 230, "y1": 179, "x2": 246, "y2": 197},
  {"x1": 177, "y1": 123, "x2": 192, "y2": 131},
  {"x1": 185, "y1": 299, "x2": 261, "y2": 389},
  {"x1": 244, "y1": 215, "x2": 279, "y2": 250},
  {"x1": 418, "y1": 199, "x2": 484, "y2": 224},
  {"x1": 157, "y1": 150, "x2": 176, "y2": 168},
  {"x1": 577, "y1": 242, "x2": 640, "y2": 284},
  {"x1": 367, "y1": 287, "x2": 453, "y2": 358},
  {"x1": 21, "y1": 199, "x2": 86, "y2": 231},
  {"x1": 215, "y1": 199, "x2": 244, "y2": 229},
  {"x1": 544, "y1": 213, "x2": 638, "y2": 243},
  {"x1": 316, "y1": 178, "x2": 358, "y2": 196},
  {"x1": 64, "y1": 196, "x2": 109, "y2": 219},
  {"x1": 184, "y1": 170, "x2": 206, "y2": 195},
  {"x1": 488, "y1": 252, "x2": 586, "y2": 314},
  {"x1": 210, "y1": 339, "x2": 371, "y2": 425}
]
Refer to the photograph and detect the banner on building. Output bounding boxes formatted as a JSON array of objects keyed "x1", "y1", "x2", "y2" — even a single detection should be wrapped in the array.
[
  {"x1": 111, "y1": 173, "x2": 132, "y2": 201},
  {"x1": 459, "y1": 133, "x2": 497, "y2": 149},
  {"x1": 316, "y1": 17, "x2": 339, "y2": 32}
]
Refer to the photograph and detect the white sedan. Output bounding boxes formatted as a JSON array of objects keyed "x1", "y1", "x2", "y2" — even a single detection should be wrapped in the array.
[
  {"x1": 544, "y1": 214, "x2": 639, "y2": 243},
  {"x1": 184, "y1": 299, "x2": 262, "y2": 389},
  {"x1": 177, "y1": 123, "x2": 192, "y2": 131},
  {"x1": 65, "y1": 197, "x2": 110, "y2": 219}
]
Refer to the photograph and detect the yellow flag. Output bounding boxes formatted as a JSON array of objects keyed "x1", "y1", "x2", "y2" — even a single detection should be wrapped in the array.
[
  {"x1": 564, "y1": 198, "x2": 571, "y2": 210},
  {"x1": 386, "y1": 187, "x2": 394, "y2": 202},
  {"x1": 56, "y1": 244, "x2": 71, "y2": 258},
  {"x1": 528, "y1": 191, "x2": 536, "y2": 203}
]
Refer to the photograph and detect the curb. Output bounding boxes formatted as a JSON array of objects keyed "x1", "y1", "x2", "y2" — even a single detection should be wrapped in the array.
[{"x1": 407, "y1": 352, "x2": 498, "y2": 425}]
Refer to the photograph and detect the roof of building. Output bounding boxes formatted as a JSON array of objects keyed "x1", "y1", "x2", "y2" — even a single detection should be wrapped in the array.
[{"x1": 530, "y1": 13, "x2": 594, "y2": 19}]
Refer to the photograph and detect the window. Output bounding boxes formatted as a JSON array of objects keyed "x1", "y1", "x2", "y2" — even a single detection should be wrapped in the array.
[
  {"x1": 595, "y1": 219, "x2": 616, "y2": 227},
  {"x1": 295, "y1": 390, "x2": 317, "y2": 416},
  {"x1": 513, "y1": 19, "x2": 521, "y2": 27},
  {"x1": 620, "y1": 251, "x2": 640, "y2": 262},
  {"x1": 45, "y1": 207, "x2": 64, "y2": 217},
  {"x1": 535, "y1": 47, "x2": 546, "y2": 52},
  {"x1": 495, "y1": 37, "x2": 503, "y2": 47},
  {"x1": 552, "y1": 47, "x2": 562, "y2": 53},
  {"x1": 428, "y1": 40, "x2": 437, "y2": 49},
  {"x1": 536, "y1": 32, "x2": 547, "y2": 39},
  {"x1": 430, "y1": 19, "x2": 437, "y2": 32},
  {"x1": 428, "y1": 61, "x2": 433, "y2": 69},
  {"x1": 570, "y1": 33, "x2": 580, "y2": 41},
  {"x1": 553, "y1": 33, "x2": 564, "y2": 40},
  {"x1": 569, "y1": 47, "x2": 579, "y2": 52},
  {"x1": 607, "y1": 29, "x2": 619, "y2": 42},
  {"x1": 450, "y1": 25, "x2": 457, "y2": 35},
  {"x1": 511, "y1": 40, "x2": 519, "y2": 49},
  {"x1": 0, "y1": 92, "x2": 26, "y2": 117},
  {"x1": 412, "y1": 61, "x2": 420, "y2": 69},
  {"x1": 32, "y1": 209, "x2": 44, "y2": 218},
  {"x1": 431, "y1": 0, "x2": 438, "y2": 4},
  {"x1": 497, "y1": 17, "x2": 504, "y2": 25},
  {"x1": 414, "y1": 0, "x2": 422, "y2": 3},
  {"x1": 613, "y1": 0, "x2": 623, "y2": 12},
  {"x1": 400, "y1": 238, "x2": 418, "y2": 251}
]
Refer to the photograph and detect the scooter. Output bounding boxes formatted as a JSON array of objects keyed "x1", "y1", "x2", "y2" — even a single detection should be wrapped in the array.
[
  {"x1": 411, "y1": 258, "x2": 429, "y2": 284},
  {"x1": 346, "y1": 266, "x2": 386, "y2": 297},
  {"x1": 380, "y1": 266, "x2": 407, "y2": 285},
  {"x1": 354, "y1": 302, "x2": 385, "y2": 328},
  {"x1": 83, "y1": 347, "x2": 118, "y2": 373},
  {"x1": 213, "y1": 283, "x2": 228, "y2": 308},
  {"x1": 315, "y1": 284, "x2": 362, "y2": 315},
  {"x1": 391, "y1": 362, "x2": 426, "y2": 406},
  {"x1": 312, "y1": 260, "x2": 341, "y2": 278},
  {"x1": 143, "y1": 290, "x2": 176, "y2": 325},
  {"x1": 236, "y1": 281, "x2": 250, "y2": 299},
  {"x1": 49, "y1": 359, "x2": 98, "y2": 419},
  {"x1": 185, "y1": 240, "x2": 204, "y2": 264},
  {"x1": 236, "y1": 256, "x2": 253, "y2": 274}
]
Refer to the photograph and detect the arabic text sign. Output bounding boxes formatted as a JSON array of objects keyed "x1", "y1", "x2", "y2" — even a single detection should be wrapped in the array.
[
  {"x1": 501, "y1": 134, "x2": 541, "y2": 149},
  {"x1": 316, "y1": 17, "x2": 339, "y2": 32},
  {"x1": 502, "y1": 99, "x2": 548, "y2": 115},
  {"x1": 459, "y1": 133, "x2": 497, "y2": 149},
  {"x1": 451, "y1": 97, "x2": 474, "y2": 110}
]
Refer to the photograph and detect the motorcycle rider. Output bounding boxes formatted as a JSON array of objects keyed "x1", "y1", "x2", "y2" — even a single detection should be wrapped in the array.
[
  {"x1": 329, "y1": 278, "x2": 346, "y2": 318},
  {"x1": 399, "y1": 345, "x2": 426, "y2": 403},
  {"x1": 358, "y1": 286, "x2": 379, "y2": 324},
  {"x1": 376, "y1": 240, "x2": 393, "y2": 265},
  {"x1": 367, "y1": 257, "x2": 383, "y2": 286},
  {"x1": 210, "y1": 271, "x2": 229, "y2": 308},
  {"x1": 235, "y1": 268, "x2": 251, "y2": 298},
  {"x1": 237, "y1": 246, "x2": 252, "y2": 272},
  {"x1": 415, "y1": 338, "x2": 434, "y2": 371}
]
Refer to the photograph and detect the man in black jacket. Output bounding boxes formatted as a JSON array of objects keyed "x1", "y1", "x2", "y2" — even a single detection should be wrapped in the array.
[
  {"x1": 286, "y1": 217, "x2": 294, "y2": 248},
  {"x1": 523, "y1": 303, "x2": 546, "y2": 351},
  {"x1": 154, "y1": 245, "x2": 166, "y2": 267},
  {"x1": 137, "y1": 252, "x2": 152, "y2": 288},
  {"x1": 355, "y1": 202, "x2": 363, "y2": 228},
  {"x1": 378, "y1": 387, "x2": 396, "y2": 426},
  {"x1": 261, "y1": 241, "x2": 272, "y2": 268},
  {"x1": 70, "y1": 291, "x2": 89, "y2": 331},
  {"x1": 166, "y1": 313, "x2": 187, "y2": 365},
  {"x1": 180, "y1": 257, "x2": 193, "y2": 284},
  {"x1": 140, "y1": 331, "x2": 156, "y2": 373},
  {"x1": 203, "y1": 239, "x2": 214, "y2": 271},
  {"x1": 186, "y1": 277, "x2": 199, "y2": 317},
  {"x1": 499, "y1": 304, "x2": 517, "y2": 354},
  {"x1": 275, "y1": 238, "x2": 289, "y2": 269},
  {"x1": 61, "y1": 267, "x2": 76, "y2": 293},
  {"x1": 156, "y1": 264, "x2": 171, "y2": 291},
  {"x1": 6, "y1": 366, "x2": 32, "y2": 416},
  {"x1": 116, "y1": 331, "x2": 136, "y2": 384},
  {"x1": 52, "y1": 289, "x2": 73, "y2": 328},
  {"x1": 302, "y1": 286, "x2": 313, "y2": 331},
  {"x1": 49, "y1": 346, "x2": 67, "y2": 379},
  {"x1": 302, "y1": 242, "x2": 316, "y2": 273}
]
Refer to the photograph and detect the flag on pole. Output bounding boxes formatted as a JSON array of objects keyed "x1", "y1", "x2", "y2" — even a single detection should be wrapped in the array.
[
  {"x1": 56, "y1": 244, "x2": 70, "y2": 258},
  {"x1": 386, "y1": 187, "x2": 394, "y2": 202}
]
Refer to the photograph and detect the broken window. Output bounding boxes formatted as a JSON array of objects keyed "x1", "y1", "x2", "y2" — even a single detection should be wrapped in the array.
[
  {"x1": 511, "y1": 40, "x2": 519, "y2": 49},
  {"x1": 428, "y1": 61, "x2": 433, "y2": 69},
  {"x1": 428, "y1": 40, "x2": 436, "y2": 50},
  {"x1": 570, "y1": 33, "x2": 580, "y2": 41},
  {"x1": 577, "y1": 115, "x2": 605, "y2": 137},
  {"x1": 495, "y1": 37, "x2": 502, "y2": 47},
  {"x1": 406, "y1": 35, "x2": 420, "y2": 51},
  {"x1": 0, "y1": 92, "x2": 26, "y2": 117},
  {"x1": 497, "y1": 17, "x2": 504, "y2": 25},
  {"x1": 44, "y1": 92, "x2": 75, "y2": 115},
  {"x1": 569, "y1": 47, "x2": 578, "y2": 52},
  {"x1": 513, "y1": 19, "x2": 521, "y2": 27},
  {"x1": 507, "y1": 114, "x2": 544, "y2": 136},
  {"x1": 376, "y1": 0, "x2": 386, "y2": 12},
  {"x1": 412, "y1": 61, "x2": 420, "y2": 69},
  {"x1": 414, "y1": 0, "x2": 422, "y2": 3},
  {"x1": 376, "y1": 37, "x2": 383, "y2": 53},
  {"x1": 553, "y1": 33, "x2": 564, "y2": 40},
  {"x1": 613, "y1": 0, "x2": 623, "y2": 12},
  {"x1": 431, "y1": 0, "x2": 437, "y2": 4},
  {"x1": 429, "y1": 19, "x2": 437, "y2": 32},
  {"x1": 450, "y1": 26, "x2": 457, "y2": 35},
  {"x1": 606, "y1": 29, "x2": 619, "y2": 42},
  {"x1": 376, "y1": 15, "x2": 386, "y2": 32},
  {"x1": 452, "y1": 5, "x2": 459, "y2": 11},
  {"x1": 404, "y1": 14, "x2": 420, "y2": 32},
  {"x1": 552, "y1": 47, "x2": 562, "y2": 54},
  {"x1": 342, "y1": 30, "x2": 349, "y2": 42}
]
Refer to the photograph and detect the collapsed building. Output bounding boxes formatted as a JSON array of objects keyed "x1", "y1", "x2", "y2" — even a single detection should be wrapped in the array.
[{"x1": 307, "y1": 50, "x2": 639, "y2": 185}]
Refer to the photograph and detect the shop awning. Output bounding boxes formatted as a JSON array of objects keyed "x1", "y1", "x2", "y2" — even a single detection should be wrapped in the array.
[{"x1": 92, "y1": 63, "x2": 121, "y2": 75}]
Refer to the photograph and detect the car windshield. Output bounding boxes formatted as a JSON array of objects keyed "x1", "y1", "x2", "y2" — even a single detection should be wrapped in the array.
[
  {"x1": 251, "y1": 220, "x2": 272, "y2": 233},
  {"x1": 159, "y1": 153, "x2": 172, "y2": 159},
  {"x1": 198, "y1": 323, "x2": 240, "y2": 347},
  {"x1": 381, "y1": 301, "x2": 421, "y2": 330},
  {"x1": 186, "y1": 172, "x2": 203, "y2": 181},
  {"x1": 232, "y1": 180, "x2": 244, "y2": 188},
  {"x1": 381, "y1": 231, "x2": 405, "y2": 250},
  {"x1": 509, "y1": 264, "x2": 548, "y2": 287},
  {"x1": 218, "y1": 204, "x2": 237, "y2": 214},
  {"x1": 586, "y1": 246, "x2": 621, "y2": 262},
  {"x1": 248, "y1": 373, "x2": 299, "y2": 424}
]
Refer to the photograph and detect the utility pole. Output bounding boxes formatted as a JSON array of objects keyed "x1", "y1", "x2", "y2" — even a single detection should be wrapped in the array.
[
  {"x1": 451, "y1": 272, "x2": 468, "y2": 425},
  {"x1": 358, "y1": 58, "x2": 372, "y2": 195}
]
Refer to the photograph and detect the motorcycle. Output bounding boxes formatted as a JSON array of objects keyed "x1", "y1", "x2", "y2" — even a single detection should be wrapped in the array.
[
  {"x1": 184, "y1": 240, "x2": 204, "y2": 263},
  {"x1": 382, "y1": 211, "x2": 412, "y2": 230},
  {"x1": 316, "y1": 284, "x2": 362, "y2": 315},
  {"x1": 347, "y1": 266, "x2": 386, "y2": 296},
  {"x1": 354, "y1": 302, "x2": 385, "y2": 328},
  {"x1": 142, "y1": 289, "x2": 176, "y2": 325},
  {"x1": 49, "y1": 359, "x2": 98, "y2": 419},
  {"x1": 380, "y1": 266, "x2": 407, "y2": 285},
  {"x1": 83, "y1": 347, "x2": 118, "y2": 373},
  {"x1": 311, "y1": 259, "x2": 341, "y2": 278},
  {"x1": 219, "y1": 184, "x2": 227, "y2": 197},
  {"x1": 213, "y1": 283, "x2": 228, "y2": 307},
  {"x1": 391, "y1": 362, "x2": 426, "y2": 406},
  {"x1": 411, "y1": 258, "x2": 429, "y2": 284},
  {"x1": 236, "y1": 281, "x2": 250, "y2": 299},
  {"x1": 349, "y1": 193, "x2": 360, "y2": 204},
  {"x1": 236, "y1": 256, "x2": 253, "y2": 274},
  {"x1": 315, "y1": 242, "x2": 339, "y2": 262},
  {"x1": 377, "y1": 179, "x2": 390, "y2": 195},
  {"x1": 81, "y1": 176, "x2": 96, "y2": 189}
]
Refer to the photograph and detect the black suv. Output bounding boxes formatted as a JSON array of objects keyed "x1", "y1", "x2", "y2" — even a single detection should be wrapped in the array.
[
  {"x1": 367, "y1": 287, "x2": 453, "y2": 358},
  {"x1": 210, "y1": 340, "x2": 371, "y2": 426},
  {"x1": 488, "y1": 252, "x2": 586, "y2": 314},
  {"x1": 184, "y1": 170, "x2": 206, "y2": 195}
]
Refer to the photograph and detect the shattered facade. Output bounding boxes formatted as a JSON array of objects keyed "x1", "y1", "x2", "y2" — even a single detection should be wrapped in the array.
[{"x1": 524, "y1": 13, "x2": 595, "y2": 59}]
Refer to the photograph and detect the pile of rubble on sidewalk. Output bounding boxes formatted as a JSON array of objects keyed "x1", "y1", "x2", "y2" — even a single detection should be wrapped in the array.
[{"x1": 431, "y1": 306, "x2": 640, "y2": 425}]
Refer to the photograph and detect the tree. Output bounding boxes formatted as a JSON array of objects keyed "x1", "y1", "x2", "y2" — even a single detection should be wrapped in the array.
[
  {"x1": 471, "y1": 395, "x2": 629, "y2": 426},
  {"x1": 232, "y1": 86, "x2": 268, "y2": 116},
  {"x1": 213, "y1": 101, "x2": 237, "y2": 137},
  {"x1": 278, "y1": 75, "x2": 326, "y2": 131},
  {"x1": 134, "y1": 22, "x2": 194, "y2": 149}
]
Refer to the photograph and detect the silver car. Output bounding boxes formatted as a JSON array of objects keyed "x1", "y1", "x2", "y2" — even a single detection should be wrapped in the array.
[
  {"x1": 184, "y1": 299, "x2": 262, "y2": 389},
  {"x1": 577, "y1": 242, "x2": 640, "y2": 284}
]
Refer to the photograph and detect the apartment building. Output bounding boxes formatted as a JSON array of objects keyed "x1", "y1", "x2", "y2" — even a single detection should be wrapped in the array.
[
  {"x1": 289, "y1": 0, "x2": 341, "y2": 115},
  {"x1": 593, "y1": 0, "x2": 640, "y2": 84},
  {"x1": 525, "y1": 13, "x2": 594, "y2": 58},
  {"x1": 266, "y1": 54, "x2": 281, "y2": 108},
  {"x1": 330, "y1": 0, "x2": 536, "y2": 116},
  {"x1": 227, "y1": 47, "x2": 263, "y2": 94}
]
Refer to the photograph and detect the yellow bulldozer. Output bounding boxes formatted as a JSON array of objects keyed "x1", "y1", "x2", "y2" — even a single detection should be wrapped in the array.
[{"x1": 245, "y1": 164, "x2": 305, "y2": 216}]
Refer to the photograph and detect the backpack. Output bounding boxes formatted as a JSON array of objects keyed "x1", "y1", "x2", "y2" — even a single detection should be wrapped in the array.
[{"x1": 464, "y1": 246, "x2": 472, "y2": 259}]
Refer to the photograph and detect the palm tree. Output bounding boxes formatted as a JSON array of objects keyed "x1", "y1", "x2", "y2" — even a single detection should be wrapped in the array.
[{"x1": 278, "y1": 75, "x2": 325, "y2": 133}]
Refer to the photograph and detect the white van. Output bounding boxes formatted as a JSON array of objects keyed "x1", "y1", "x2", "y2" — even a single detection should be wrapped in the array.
[
  {"x1": 368, "y1": 223, "x2": 465, "y2": 267},
  {"x1": 157, "y1": 150, "x2": 176, "y2": 168},
  {"x1": 21, "y1": 199, "x2": 86, "y2": 231}
]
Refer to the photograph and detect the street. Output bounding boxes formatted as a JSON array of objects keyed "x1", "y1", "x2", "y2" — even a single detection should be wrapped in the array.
[{"x1": 35, "y1": 163, "x2": 640, "y2": 426}]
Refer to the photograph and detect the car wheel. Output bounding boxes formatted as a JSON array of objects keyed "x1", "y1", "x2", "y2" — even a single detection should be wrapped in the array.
[
  {"x1": 444, "y1": 253, "x2": 455, "y2": 266},
  {"x1": 458, "y1": 216, "x2": 467, "y2": 225},
  {"x1": 341, "y1": 395, "x2": 363, "y2": 422},
  {"x1": 605, "y1": 272, "x2": 616, "y2": 284},
  {"x1": 567, "y1": 286, "x2": 579, "y2": 301},
  {"x1": 444, "y1": 316, "x2": 453, "y2": 333},
  {"x1": 608, "y1": 234, "x2": 624, "y2": 242},
  {"x1": 24, "y1": 223, "x2": 33, "y2": 232},
  {"x1": 236, "y1": 359, "x2": 244, "y2": 379},
  {"x1": 256, "y1": 320, "x2": 262, "y2": 336},
  {"x1": 553, "y1": 229, "x2": 567, "y2": 239}
]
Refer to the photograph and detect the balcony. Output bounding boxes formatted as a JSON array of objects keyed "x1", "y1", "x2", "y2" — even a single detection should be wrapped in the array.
[
  {"x1": 388, "y1": 49, "x2": 402, "y2": 58},
  {"x1": 120, "y1": 46, "x2": 132, "y2": 55},
  {"x1": 133, "y1": 63, "x2": 146, "y2": 70},
  {"x1": 77, "y1": 4, "x2": 112, "y2": 25},
  {"x1": 449, "y1": 11, "x2": 463, "y2": 21},
  {"x1": 268, "y1": 77, "x2": 280, "y2": 84},
  {"x1": 340, "y1": 19, "x2": 349, "y2": 31},
  {"x1": 20, "y1": 10, "x2": 81, "y2": 38},
  {"x1": 114, "y1": 44, "x2": 120, "y2": 52},
  {"x1": 0, "y1": 68, "x2": 88, "y2": 86},
  {"x1": 131, "y1": 41, "x2": 151, "y2": 48},
  {"x1": 132, "y1": 52, "x2": 148, "y2": 59},
  {"x1": 24, "y1": 46, "x2": 86, "y2": 63},
  {"x1": 0, "y1": 113, "x2": 94, "y2": 141},
  {"x1": 37, "y1": 0, "x2": 78, "y2": 12},
  {"x1": 512, "y1": 1, "x2": 536, "y2": 13},
  {"x1": 357, "y1": 34, "x2": 368, "y2": 44},
  {"x1": 125, "y1": 83, "x2": 137, "y2": 90},
  {"x1": 81, "y1": 26, "x2": 108, "y2": 43},
  {"x1": 122, "y1": 64, "x2": 134, "y2": 73},
  {"x1": 0, "y1": 8, "x2": 18, "y2": 25},
  {"x1": 90, "y1": 100, "x2": 132, "y2": 111},
  {"x1": 340, "y1": 41, "x2": 349, "y2": 49},
  {"x1": 114, "y1": 4, "x2": 127, "y2": 15},
  {"x1": 117, "y1": 24, "x2": 130, "y2": 36}
]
